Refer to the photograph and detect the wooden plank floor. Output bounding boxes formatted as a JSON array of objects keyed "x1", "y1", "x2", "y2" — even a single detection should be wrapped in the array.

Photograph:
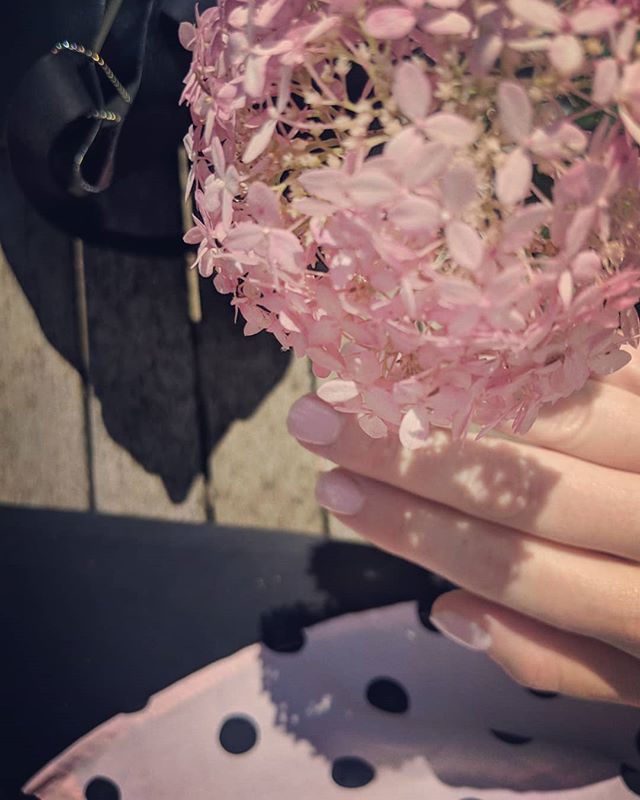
[
  {"x1": 0, "y1": 248, "x2": 89, "y2": 509},
  {"x1": 0, "y1": 242, "x2": 328, "y2": 536},
  {"x1": 0, "y1": 136, "x2": 335, "y2": 537},
  {"x1": 211, "y1": 357, "x2": 325, "y2": 534}
]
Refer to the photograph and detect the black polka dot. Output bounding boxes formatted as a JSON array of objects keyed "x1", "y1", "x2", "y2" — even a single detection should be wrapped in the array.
[
  {"x1": 84, "y1": 777, "x2": 121, "y2": 800},
  {"x1": 264, "y1": 629, "x2": 306, "y2": 652},
  {"x1": 331, "y1": 756, "x2": 376, "y2": 788},
  {"x1": 219, "y1": 715, "x2": 258, "y2": 754},
  {"x1": 527, "y1": 688, "x2": 559, "y2": 699},
  {"x1": 621, "y1": 764, "x2": 640, "y2": 795},
  {"x1": 366, "y1": 677, "x2": 409, "y2": 714},
  {"x1": 261, "y1": 616, "x2": 306, "y2": 653},
  {"x1": 490, "y1": 728, "x2": 532, "y2": 745}
]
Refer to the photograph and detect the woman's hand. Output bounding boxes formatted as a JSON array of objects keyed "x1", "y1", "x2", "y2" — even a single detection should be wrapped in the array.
[{"x1": 287, "y1": 345, "x2": 640, "y2": 707}]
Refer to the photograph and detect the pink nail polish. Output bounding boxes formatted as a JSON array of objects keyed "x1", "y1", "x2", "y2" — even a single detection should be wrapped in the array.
[
  {"x1": 428, "y1": 610, "x2": 492, "y2": 651},
  {"x1": 287, "y1": 395, "x2": 343, "y2": 445},
  {"x1": 316, "y1": 471, "x2": 364, "y2": 516}
]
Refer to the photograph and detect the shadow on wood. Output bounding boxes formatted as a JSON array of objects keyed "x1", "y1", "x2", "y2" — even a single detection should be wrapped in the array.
[{"x1": 0, "y1": 151, "x2": 290, "y2": 503}]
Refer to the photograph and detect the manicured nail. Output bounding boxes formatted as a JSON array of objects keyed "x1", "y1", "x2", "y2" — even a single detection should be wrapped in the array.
[
  {"x1": 287, "y1": 395, "x2": 343, "y2": 445},
  {"x1": 316, "y1": 471, "x2": 364, "y2": 516},
  {"x1": 428, "y1": 610, "x2": 492, "y2": 651}
]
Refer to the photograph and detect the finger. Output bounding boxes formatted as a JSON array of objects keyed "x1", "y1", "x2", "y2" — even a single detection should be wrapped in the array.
[
  {"x1": 430, "y1": 590, "x2": 640, "y2": 708},
  {"x1": 493, "y1": 378, "x2": 640, "y2": 473},
  {"x1": 288, "y1": 394, "x2": 640, "y2": 562},
  {"x1": 594, "y1": 343, "x2": 640, "y2": 397},
  {"x1": 315, "y1": 468, "x2": 640, "y2": 658}
]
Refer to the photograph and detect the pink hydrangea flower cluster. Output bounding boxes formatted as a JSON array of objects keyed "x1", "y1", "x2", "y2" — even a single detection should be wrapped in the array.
[{"x1": 181, "y1": 0, "x2": 640, "y2": 447}]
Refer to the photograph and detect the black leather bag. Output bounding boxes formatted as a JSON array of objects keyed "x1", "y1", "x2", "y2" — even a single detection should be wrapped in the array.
[{"x1": 4, "y1": 0, "x2": 212, "y2": 254}]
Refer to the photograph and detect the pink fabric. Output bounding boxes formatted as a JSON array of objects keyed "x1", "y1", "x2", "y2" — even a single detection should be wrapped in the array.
[{"x1": 25, "y1": 603, "x2": 640, "y2": 799}]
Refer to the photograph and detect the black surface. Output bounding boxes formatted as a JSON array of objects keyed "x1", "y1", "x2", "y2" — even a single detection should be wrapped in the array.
[{"x1": 0, "y1": 505, "x2": 452, "y2": 798}]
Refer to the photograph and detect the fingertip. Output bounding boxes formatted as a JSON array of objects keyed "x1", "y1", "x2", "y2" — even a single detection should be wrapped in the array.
[
  {"x1": 315, "y1": 469, "x2": 365, "y2": 516},
  {"x1": 287, "y1": 394, "x2": 343, "y2": 445}
]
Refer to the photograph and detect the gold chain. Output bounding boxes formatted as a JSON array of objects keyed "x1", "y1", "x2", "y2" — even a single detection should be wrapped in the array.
[{"x1": 51, "y1": 40, "x2": 131, "y2": 123}]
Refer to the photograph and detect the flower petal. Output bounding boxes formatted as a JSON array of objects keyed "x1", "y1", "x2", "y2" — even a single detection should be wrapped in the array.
[
  {"x1": 616, "y1": 20, "x2": 637, "y2": 62},
  {"x1": 244, "y1": 54, "x2": 270, "y2": 97},
  {"x1": 364, "y1": 5, "x2": 417, "y2": 38},
  {"x1": 299, "y1": 168, "x2": 349, "y2": 204},
  {"x1": 422, "y1": 113, "x2": 477, "y2": 146},
  {"x1": 386, "y1": 135, "x2": 450, "y2": 188},
  {"x1": 620, "y1": 105, "x2": 640, "y2": 147},
  {"x1": 565, "y1": 205, "x2": 597, "y2": 257},
  {"x1": 178, "y1": 21, "x2": 196, "y2": 50},
  {"x1": 495, "y1": 147, "x2": 533, "y2": 206},
  {"x1": 470, "y1": 32, "x2": 504, "y2": 74},
  {"x1": 497, "y1": 81, "x2": 533, "y2": 143},
  {"x1": 410, "y1": 142, "x2": 452, "y2": 187},
  {"x1": 571, "y1": 251, "x2": 601, "y2": 282},
  {"x1": 558, "y1": 270, "x2": 574, "y2": 310},
  {"x1": 446, "y1": 221, "x2": 485, "y2": 271},
  {"x1": 570, "y1": 5, "x2": 619, "y2": 35},
  {"x1": 358, "y1": 414, "x2": 388, "y2": 438},
  {"x1": 307, "y1": 346, "x2": 345, "y2": 372},
  {"x1": 363, "y1": 387, "x2": 402, "y2": 423},
  {"x1": 247, "y1": 181, "x2": 282, "y2": 226},
  {"x1": 592, "y1": 58, "x2": 619, "y2": 106},
  {"x1": 303, "y1": 15, "x2": 341, "y2": 43},
  {"x1": 507, "y1": 0, "x2": 563, "y2": 32},
  {"x1": 348, "y1": 169, "x2": 399, "y2": 206},
  {"x1": 421, "y1": 9, "x2": 472, "y2": 35},
  {"x1": 385, "y1": 127, "x2": 425, "y2": 165},
  {"x1": 399, "y1": 407, "x2": 431, "y2": 450},
  {"x1": 549, "y1": 35, "x2": 583, "y2": 76},
  {"x1": 589, "y1": 348, "x2": 632, "y2": 375},
  {"x1": 388, "y1": 196, "x2": 442, "y2": 232},
  {"x1": 423, "y1": 0, "x2": 465, "y2": 8},
  {"x1": 393, "y1": 60, "x2": 432, "y2": 122},
  {"x1": 443, "y1": 163, "x2": 477, "y2": 214},
  {"x1": 291, "y1": 197, "x2": 337, "y2": 216},
  {"x1": 317, "y1": 379, "x2": 360, "y2": 404},
  {"x1": 501, "y1": 205, "x2": 550, "y2": 251},
  {"x1": 528, "y1": 121, "x2": 587, "y2": 159},
  {"x1": 225, "y1": 222, "x2": 264, "y2": 251},
  {"x1": 242, "y1": 119, "x2": 277, "y2": 163},
  {"x1": 253, "y1": 0, "x2": 289, "y2": 28},
  {"x1": 241, "y1": 304, "x2": 271, "y2": 336}
]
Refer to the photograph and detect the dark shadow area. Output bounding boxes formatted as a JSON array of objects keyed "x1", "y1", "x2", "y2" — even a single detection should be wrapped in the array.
[
  {"x1": 261, "y1": 541, "x2": 452, "y2": 652},
  {"x1": 0, "y1": 151, "x2": 289, "y2": 502},
  {"x1": 0, "y1": 505, "x2": 449, "y2": 799}
]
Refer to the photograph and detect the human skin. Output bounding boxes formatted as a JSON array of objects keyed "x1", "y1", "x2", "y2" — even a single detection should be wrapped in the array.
[{"x1": 287, "y1": 344, "x2": 640, "y2": 707}]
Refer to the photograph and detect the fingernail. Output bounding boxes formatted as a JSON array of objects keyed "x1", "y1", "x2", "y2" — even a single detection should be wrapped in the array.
[
  {"x1": 316, "y1": 471, "x2": 364, "y2": 516},
  {"x1": 287, "y1": 395, "x2": 343, "y2": 445},
  {"x1": 428, "y1": 610, "x2": 492, "y2": 651}
]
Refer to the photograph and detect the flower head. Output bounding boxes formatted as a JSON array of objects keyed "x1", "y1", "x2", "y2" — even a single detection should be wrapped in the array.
[{"x1": 181, "y1": 0, "x2": 640, "y2": 444}]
